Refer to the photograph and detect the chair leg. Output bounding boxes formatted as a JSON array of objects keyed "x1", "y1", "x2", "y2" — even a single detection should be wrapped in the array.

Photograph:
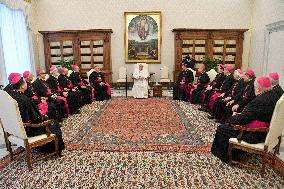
[
  {"x1": 25, "y1": 145, "x2": 32, "y2": 171},
  {"x1": 54, "y1": 136, "x2": 59, "y2": 158},
  {"x1": 261, "y1": 153, "x2": 267, "y2": 176},
  {"x1": 167, "y1": 82, "x2": 170, "y2": 90},
  {"x1": 4, "y1": 132, "x2": 13, "y2": 161},
  {"x1": 228, "y1": 143, "x2": 233, "y2": 165}
]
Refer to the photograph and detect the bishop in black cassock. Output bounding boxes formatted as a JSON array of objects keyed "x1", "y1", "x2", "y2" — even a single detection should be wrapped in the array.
[
  {"x1": 69, "y1": 65, "x2": 94, "y2": 104},
  {"x1": 46, "y1": 66, "x2": 81, "y2": 114},
  {"x1": 89, "y1": 66, "x2": 111, "y2": 101},
  {"x1": 173, "y1": 63, "x2": 194, "y2": 101},
  {"x1": 9, "y1": 74, "x2": 65, "y2": 154},
  {"x1": 211, "y1": 76, "x2": 280, "y2": 163},
  {"x1": 190, "y1": 64, "x2": 210, "y2": 104}
]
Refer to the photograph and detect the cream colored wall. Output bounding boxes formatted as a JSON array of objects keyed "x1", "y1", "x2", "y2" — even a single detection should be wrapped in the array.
[
  {"x1": 250, "y1": 0, "x2": 284, "y2": 76},
  {"x1": 34, "y1": 0, "x2": 253, "y2": 82}
]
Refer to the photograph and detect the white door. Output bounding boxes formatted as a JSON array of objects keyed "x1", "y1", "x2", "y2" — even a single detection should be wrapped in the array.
[{"x1": 267, "y1": 30, "x2": 284, "y2": 88}]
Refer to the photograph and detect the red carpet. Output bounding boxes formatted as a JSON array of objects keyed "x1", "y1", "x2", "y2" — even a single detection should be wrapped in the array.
[{"x1": 67, "y1": 98, "x2": 211, "y2": 152}]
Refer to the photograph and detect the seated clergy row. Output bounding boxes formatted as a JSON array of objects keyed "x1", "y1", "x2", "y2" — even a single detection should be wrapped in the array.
[
  {"x1": 173, "y1": 62, "x2": 284, "y2": 163},
  {"x1": 2, "y1": 65, "x2": 111, "y2": 154}
]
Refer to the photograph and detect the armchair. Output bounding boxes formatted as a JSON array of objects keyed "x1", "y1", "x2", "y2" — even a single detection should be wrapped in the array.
[
  {"x1": 0, "y1": 90, "x2": 59, "y2": 170},
  {"x1": 228, "y1": 94, "x2": 284, "y2": 175}
]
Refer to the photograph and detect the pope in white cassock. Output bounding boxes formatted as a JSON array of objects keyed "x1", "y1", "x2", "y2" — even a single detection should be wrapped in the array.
[{"x1": 132, "y1": 64, "x2": 149, "y2": 98}]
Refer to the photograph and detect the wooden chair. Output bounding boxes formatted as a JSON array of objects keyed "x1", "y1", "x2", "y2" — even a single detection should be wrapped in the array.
[
  {"x1": 228, "y1": 94, "x2": 284, "y2": 176},
  {"x1": 160, "y1": 66, "x2": 171, "y2": 89},
  {"x1": 116, "y1": 67, "x2": 127, "y2": 89},
  {"x1": 206, "y1": 69, "x2": 218, "y2": 82},
  {"x1": 86, "y1": 69, "x2": 94, "y2": 83},
  {"x1": 0, "y1": 90, "x2": 59, "y2": 170}
]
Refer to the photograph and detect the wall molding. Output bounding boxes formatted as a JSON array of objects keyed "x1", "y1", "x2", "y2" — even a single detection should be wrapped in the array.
[{"x1": 263, "y1": 20, "x2": 284, "y2": 75}]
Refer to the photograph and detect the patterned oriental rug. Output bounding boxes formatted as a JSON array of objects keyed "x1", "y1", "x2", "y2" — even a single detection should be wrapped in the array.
[{"x1": 67, "y1": 98, "x2": 218, "y2": 152}]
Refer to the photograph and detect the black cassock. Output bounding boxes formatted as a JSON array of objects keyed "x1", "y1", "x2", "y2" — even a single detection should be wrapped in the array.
[
  {"x1": 89, "y1": 71, "x2": 111, "y2": 101},
  {"x1": 211, "y1": 78, "x2": 244, "y2": 120},
  {"x1": 58, "y1": 74, "x2": 84, "y2": 107},
  {"x1": 24, "y1": 82, "x2": 59, "y2": 121},
  {"x1": 3, "y1": 84, "x2": 14, "y2": 95},
  {"x1": 173, "y1": 69, "x2": 194, "y2": 101},
  {"x1": 203, "y1": 74, "x2": 235, "y2": 109},
  {"x1": 69, "y1": 71, "x2": 93, "y2": 104},
  {"x1": 33, "y1": 78, "x2": 66, "y2": 120},
  {"x1": 236, "y1": 79, "x2": 256, "y2": 110},
  {"x1": 211, "y1": 90, "x2": 280, "y2": 163},
  {"x1": 201, "y1": 72, "x2": 226, "y2": 107},
  {"x1": 191, "y1": 72, "x2": 210, "y2": 104},
  {"x1": 272, "y1": 84, "x2": 284, "y2": 99},
  {"x1": 10, "y1": 90, "x2": 65, "y2": 152},
  {"x1": 47, "y1": 75, "x2": 81, "y2": 114}
]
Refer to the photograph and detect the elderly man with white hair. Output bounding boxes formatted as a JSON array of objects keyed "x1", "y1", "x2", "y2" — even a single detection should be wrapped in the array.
[
  {"x1": 132, "y1": 63, "x2": 149, "y2": 99},
  {"x1": 210, "y1": 69, "x2": 245, "y2": 122},
  {"x1": 211, "y1": 76, "x2": 280, "y2": 163},
  {"x1": 46, "y1": 66, "x2": 81, "y2": 114}
]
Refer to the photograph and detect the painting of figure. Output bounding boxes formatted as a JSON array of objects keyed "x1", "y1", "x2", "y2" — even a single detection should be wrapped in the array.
[{"x1": 125, "y1": 12, "x2": 161, "y2": 63}]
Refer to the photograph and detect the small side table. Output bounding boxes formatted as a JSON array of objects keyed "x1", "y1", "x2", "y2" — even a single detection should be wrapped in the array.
[{"x1": 153, "y1": 84, "x2": 162, "y2": 97}]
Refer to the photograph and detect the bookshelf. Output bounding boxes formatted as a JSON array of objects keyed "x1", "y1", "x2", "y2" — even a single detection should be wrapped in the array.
[
  {"x1": 39, "y1": 29, "x2": 113, "y2": 83},
  {"x1": 172, "y1": 29, "x2": 248, "y2": 82}
]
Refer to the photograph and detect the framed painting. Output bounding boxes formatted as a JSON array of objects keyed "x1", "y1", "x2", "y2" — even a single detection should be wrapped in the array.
[{"x1": 125, "y1": 11, "x2": 162, "y2": 63}]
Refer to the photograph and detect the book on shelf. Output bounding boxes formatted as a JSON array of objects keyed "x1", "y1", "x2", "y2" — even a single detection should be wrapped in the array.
[
  {"x1": 51, "y1": 48, "x2": 61, "y2": 55},
  {"x1": 50, "y1": 41, "x2": 60, "y2": 47},
  {"x1": 94, "y1": 56, "x2": 103, "y2": 62},
  {"x1": 93, "y1": 40, "x2": 103, "y2": 45},
  {"x1": 93, "y1": 47, "x2": 103, "y2": 54},
  {"x1": 195, "y1": 40, "x2": 205, "y2": 44},
  {"x1": 81, "y1": 56, "x2": 91, "y2": 62},
  {"x1": 63, "y1": 48, "x2": 73, "y2": 54},
  {"x1": 81, "y1": 41, "x2": 90, "y2": 46}
]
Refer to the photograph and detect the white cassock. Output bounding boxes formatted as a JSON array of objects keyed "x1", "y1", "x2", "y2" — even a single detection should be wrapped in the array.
[{"x1": 132, "y1": 68, "x2": 149, "y2": 98}]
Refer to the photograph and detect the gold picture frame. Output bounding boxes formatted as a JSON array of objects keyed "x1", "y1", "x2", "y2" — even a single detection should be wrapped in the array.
[{"x1": 125, "y1": 11, "x2": 162, "y2": 63}]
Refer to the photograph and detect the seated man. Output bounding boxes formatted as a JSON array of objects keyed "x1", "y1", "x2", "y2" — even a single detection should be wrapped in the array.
[
  {"x1": 173, "y1": 62, "x2": 194, "y2": 101},
  {"x1": 268, "y1": 72, "x2": 284, "y2": 98},
  {"x1": 33, "y1": 69, "x2": 67, "y2": 120},
  {"x1": 89, "y1": 65, "x2": 111, "y2": 101},
  {"x1": 69, "y1": 65, "x2": 94, "y2": 104},
  {"x1": 190, "y1": 64, "x2": 210, "y2": 104},
  {"x1": 4, "y1": 73, "x2": 21, "y2": 95},
  {"x1": 132, "y1": 63, "x2": 149, "y2": 99},
  {"x1": 199, "y1": 64, "x2": 226, "y2": 111},
  {"x1": 23, "y1": 71, "x2": 59, "y2": 121},
  {"x1": 9, "y1": 74, "x2": 65, "y2": 154},
  {"x1": 211, "y1": 69, "x2": 244, "y2": 122},
  {"x1": 207, "y1": 65, "x2": 235, "y2": 112},
  {"x1": 47, "y1": 66, "x2": 81, "y2": 114},
  {"x1": 211, "y1": 76, "x2": 280, "y2": 163}
]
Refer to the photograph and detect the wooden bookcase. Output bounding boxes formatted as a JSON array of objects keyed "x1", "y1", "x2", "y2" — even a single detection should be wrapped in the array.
[
  {"x1": 39, "y1": 29, "x2": 113, "y2": 83},
  {"x1": 172, "y1": 29, "x2": 248, "y2": 82}
]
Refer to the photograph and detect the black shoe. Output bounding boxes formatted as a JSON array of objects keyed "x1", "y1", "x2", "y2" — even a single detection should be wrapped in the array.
[
  {"x1": 74, "y1": 110, "x2": 80, "y2": 114},
  {"x1": 198, "y1": 107, "x2": 206, "y2": 111},
  {"x1": 208, "y1": 115, "x2": 215, "y2": 119}
]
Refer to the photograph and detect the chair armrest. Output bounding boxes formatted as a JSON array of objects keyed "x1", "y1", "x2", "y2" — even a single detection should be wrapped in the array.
[
  {"x1": 233, "y1": 125, "x2": 269, "y2": 132},
  {"x1": 233, "y1": 125, "x2": 269, "y2": 142},
  {"x1": 24, "y1": 120, "x2": 54, "y2": 136}
]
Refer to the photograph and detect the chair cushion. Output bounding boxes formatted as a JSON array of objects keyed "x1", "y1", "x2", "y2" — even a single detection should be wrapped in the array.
[
  {"x1": 160, "y1": 79, "x2": 171, "y2": 82},
  {"x1": 229, "y1": 138, "x2": 264, "y2": 151},
  {"x1": 8, "y1": 134, "x2": 56, "y2": 148}
]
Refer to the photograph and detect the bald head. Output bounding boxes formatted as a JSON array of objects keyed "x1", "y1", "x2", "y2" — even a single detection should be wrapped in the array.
[{"x1": 198, "y1": 64, "x2": 205, "y2": 73}]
